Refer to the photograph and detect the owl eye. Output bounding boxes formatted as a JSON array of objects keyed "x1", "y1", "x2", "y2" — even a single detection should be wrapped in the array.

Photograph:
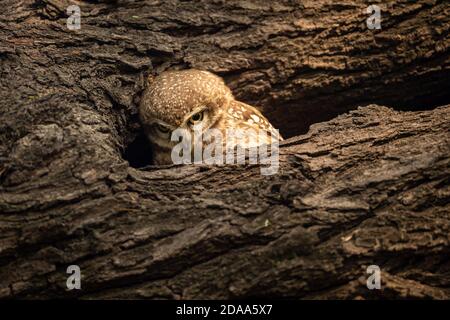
[
  {"x1": 188, "y1": 111, "x2": 204, "y2": 126},
  {"x1": 156, "y1": 123, "x2": 170, "y2": 134}
]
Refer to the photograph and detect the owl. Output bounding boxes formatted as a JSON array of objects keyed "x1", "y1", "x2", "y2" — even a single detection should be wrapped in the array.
[{"x1": 139, "y1": 69, "x2": 283, "y2": 165}]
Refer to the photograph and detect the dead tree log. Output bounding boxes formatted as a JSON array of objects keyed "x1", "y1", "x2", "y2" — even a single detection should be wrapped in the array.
[{"x1": 0, "y1": 0, "x2": 449, "y2": 299}]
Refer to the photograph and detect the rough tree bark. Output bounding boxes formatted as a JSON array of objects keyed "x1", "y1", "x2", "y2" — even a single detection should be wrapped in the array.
[{"x1": 0, "y1": 0, "x2": 449, "y2": 299}]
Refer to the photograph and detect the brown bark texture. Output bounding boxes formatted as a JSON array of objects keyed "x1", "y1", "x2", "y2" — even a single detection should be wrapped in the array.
[{"x1": 0, "y1": 0, "x2": 449, "y2": 299}]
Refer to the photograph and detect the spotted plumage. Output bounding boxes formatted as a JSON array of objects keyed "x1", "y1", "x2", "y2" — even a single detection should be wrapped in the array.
[{"x1": 139, "y1": 69, "x2": 283, "y2": 165}]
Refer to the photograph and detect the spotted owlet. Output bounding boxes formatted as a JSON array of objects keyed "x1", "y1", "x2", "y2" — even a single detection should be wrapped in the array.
[{"x1": 139, "y1": 69, "x2": 283, "y2": 165}]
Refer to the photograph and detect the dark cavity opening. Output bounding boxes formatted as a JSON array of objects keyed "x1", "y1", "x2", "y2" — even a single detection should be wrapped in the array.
[
  {"x1": 124, "y1": 68, "x2": 449, "y2": 168},
  {"x1": 123, "y1": 133, "x2": 154, "y2": 168}
]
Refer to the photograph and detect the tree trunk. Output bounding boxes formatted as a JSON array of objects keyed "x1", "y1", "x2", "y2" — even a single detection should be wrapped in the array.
[{"x1": 0, "y1": 0, "x2": 449, "y2": 299}]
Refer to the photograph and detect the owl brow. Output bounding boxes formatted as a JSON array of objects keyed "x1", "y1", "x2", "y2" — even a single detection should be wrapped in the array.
[
  {"x1": 151, "y1": 120, "x2": 173, "y2": 130},
  {"x1": 183, "y1": 105, "x2": 208, "y2": 123}
]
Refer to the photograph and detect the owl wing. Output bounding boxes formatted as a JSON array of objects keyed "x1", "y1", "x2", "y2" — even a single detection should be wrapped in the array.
[{"x1": 226, "y1": 100, "x2": 283, "y2": 145}]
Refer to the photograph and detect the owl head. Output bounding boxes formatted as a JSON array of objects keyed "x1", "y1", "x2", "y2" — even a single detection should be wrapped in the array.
[{"x1": 139, "y1": 69, "x2": 234, "y2": 150}]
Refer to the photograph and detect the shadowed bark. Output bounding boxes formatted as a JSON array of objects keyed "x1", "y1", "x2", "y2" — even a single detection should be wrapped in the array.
[{"x1": 0, "y1": 0, "x2": 449, "y2": 299}]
